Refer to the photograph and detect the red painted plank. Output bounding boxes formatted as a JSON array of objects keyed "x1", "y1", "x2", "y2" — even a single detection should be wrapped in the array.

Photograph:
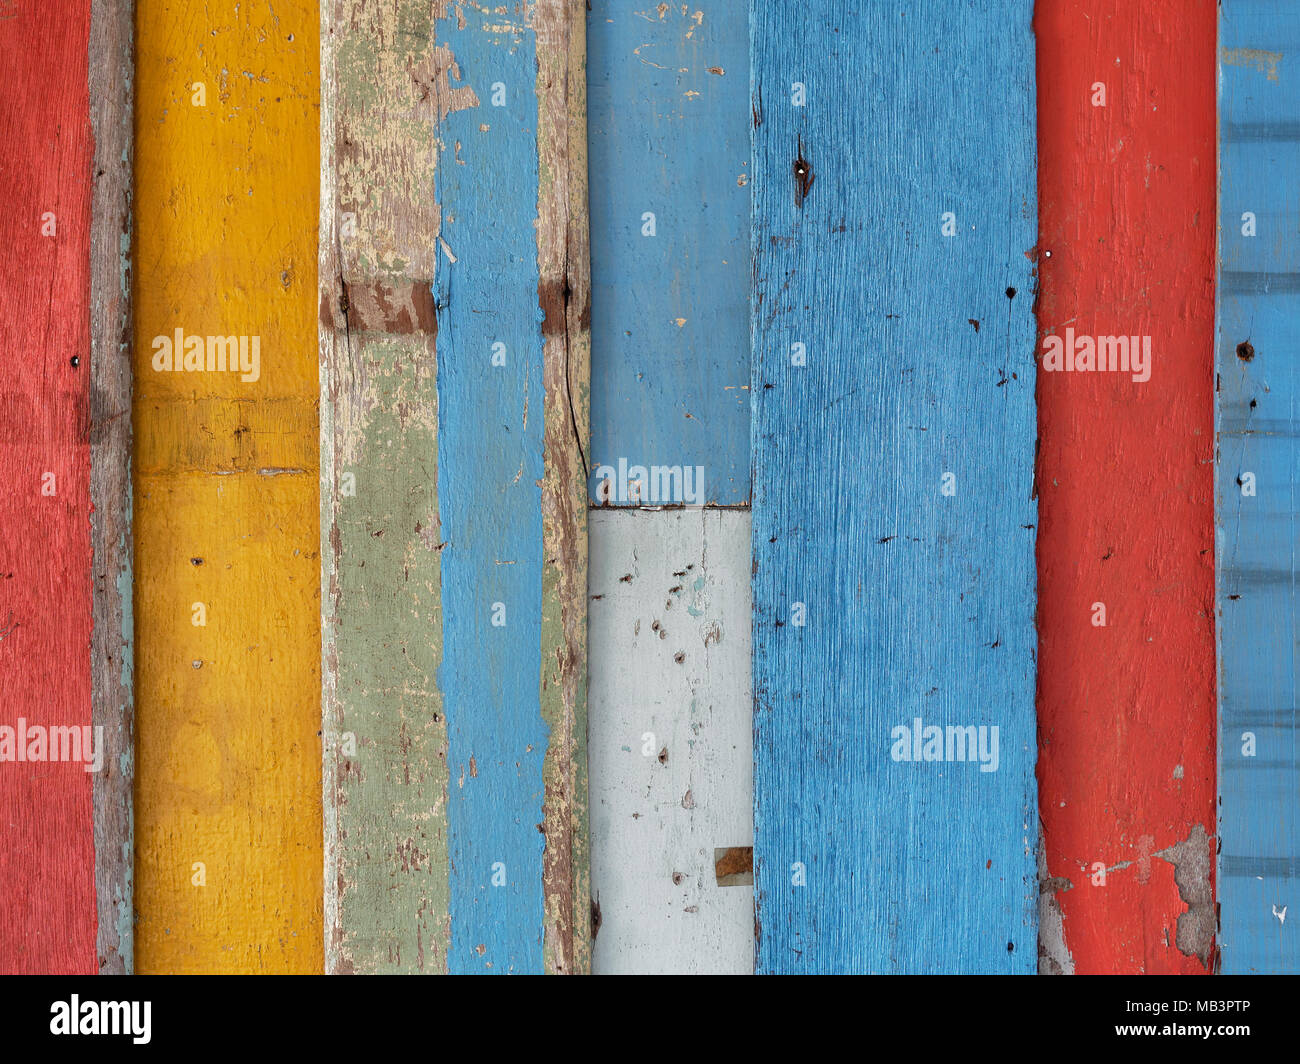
[
  {"x1": 1035, "y1": 0, "x2": 1218, "y2": 974},
  {"x1": 0, "y1": 1, "x2": 97, "y2": 973}
]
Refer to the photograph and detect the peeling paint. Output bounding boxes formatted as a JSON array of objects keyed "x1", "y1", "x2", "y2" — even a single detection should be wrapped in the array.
[
  {"x1": 1155, "y1": 824, "x2": 1214, "y2": 966},
  {"x1": 1221, "y1": 46, "x2": 1282, "y2": 82},
  {"x1": 1037, "y1": 838, "x2": 1075, "y2": 975}
]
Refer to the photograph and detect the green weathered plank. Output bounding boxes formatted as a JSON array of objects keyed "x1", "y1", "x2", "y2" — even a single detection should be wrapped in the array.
[
  {"x1": 320, "y1": 0, "x2": 590, "y2": 974},
  {"x1": 320, "y1": 0, "x2": 450, "y2": 974},
  {"x1": 89, "y1": 0, "x2": 135, "y2": 975}
]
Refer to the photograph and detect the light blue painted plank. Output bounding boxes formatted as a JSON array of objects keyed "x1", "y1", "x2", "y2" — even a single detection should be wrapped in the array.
[
  {"x1": 750, "y1": 0, "x2": 1039, "y2": 974},
  {"x1": 436, "y1": 10, "x2": 548, "y2": 974},
  {"x1": 587, "y1": 2, "x2": 750, "y2": 506},
  {"x1": 1216, "y1": 1, "x2": 1300, "y2": 974}
]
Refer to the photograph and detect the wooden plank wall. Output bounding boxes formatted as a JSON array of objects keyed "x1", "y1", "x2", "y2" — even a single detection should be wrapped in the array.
[
  {"x1": 1216, "y1": 0, "x2": 1300, "y2": 974},
  {"x1": 2, "y1": 0, "x2": 1277, "y2": 979},
  {"x1": 1035, "y1": 0, "x2": 1217, "y2": 975},
  {"x1": 0, "y1": 0, "x2": 98, "y2": 975},
  {"x1": 750, "y1": 0, "x2": 1040, "y2": 973},
  {"x1": 320, "y1": 0, "x2": 589, "y2": 975},
  {"x1": 586, "y1": 1, "x2": 754, "y2": 973},
  {"x1": 133, "y1": 0, "x2": 323, "y2": 973}
]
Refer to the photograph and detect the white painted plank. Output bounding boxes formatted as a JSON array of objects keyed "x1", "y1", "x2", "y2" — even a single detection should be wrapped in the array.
[{"x1": 589, "y1": 509, "x2": 753, "y2": 974}]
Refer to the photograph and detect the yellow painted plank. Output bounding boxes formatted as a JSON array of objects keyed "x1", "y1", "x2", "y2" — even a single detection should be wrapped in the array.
[{"x1": 133, "y1": 0, "x2": 321, "y2": 974}]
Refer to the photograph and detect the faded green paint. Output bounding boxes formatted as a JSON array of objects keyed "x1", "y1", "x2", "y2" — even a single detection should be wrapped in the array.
[
  {"x1": 326, "y1": 338, "x2": 447, "y2": 974},
  {"x1": 321, "y1": 0, "x2": 455, "y2": 974},
  {"x1": 330, "y1": 1, "x2": 472, "y2": 280}
]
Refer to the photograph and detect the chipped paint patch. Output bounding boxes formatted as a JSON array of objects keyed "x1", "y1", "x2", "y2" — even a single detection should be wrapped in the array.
[
  {"x1": 1221, "y1": 46, "x2": 1282, "y2": 81},
  {"x1": 1038, "y1": 844, "x2": 1076, "y2": 976},
  {"x1": 1155, "y1": 824, "x2": 1214, "y2": 966}
]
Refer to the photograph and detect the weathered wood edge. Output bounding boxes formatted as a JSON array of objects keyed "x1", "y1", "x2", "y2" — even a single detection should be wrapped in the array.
[
  {"x1": 319, "y1": 0, "x2": 341, "y2": 973},
  {"x1": 536, "y1": 0, "x2": 591, "y2": 975},
  {"x1": 88, "y1": 0, "x2": 134, "y2": 976}
]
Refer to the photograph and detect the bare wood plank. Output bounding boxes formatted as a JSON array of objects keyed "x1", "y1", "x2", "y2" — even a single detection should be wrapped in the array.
[
  {"x1": 536, "y1": 0, "x2": 592, "y2": 977},
  {"x1": 88, "y1": 0, "x2": 135, "y2": 976}
]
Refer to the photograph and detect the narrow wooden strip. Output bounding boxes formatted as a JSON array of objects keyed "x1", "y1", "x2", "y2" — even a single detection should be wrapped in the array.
[
  {"x1": 751, "y1": 1, "x2": 1039, "y2": 973},
  {"x1": 1217, "y1": 0, "x2": 1300, "y2": 974},
  {"x1": 134, "y1": 0, "x2": 322, "y2": 973},
  {"x1": 0, "y1": 0, "x2": 98, "y2": 975},
  {"x1": 589, "y1": 510, "x2": 753, "y2": 974},
  {"x1": 586, "y1": 2, "x2": 750, "y2": 506},
  {"x1": 1036, "y1": 0, "x2": 1217, "y2": 975},
  {"x1": 88, "y1": 0, "x2": 135, "y2": 975},
  {"x1": 535, "y1": 0, "x2": 591, "y2": 976},
  {"x1": 320, "y1": 0, "x2": 449, "y2": 976}
]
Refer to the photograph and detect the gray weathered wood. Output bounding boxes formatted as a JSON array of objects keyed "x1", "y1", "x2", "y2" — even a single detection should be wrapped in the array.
[{"x1": 88, "y1": 0, "x2": 134, "y2": 975}]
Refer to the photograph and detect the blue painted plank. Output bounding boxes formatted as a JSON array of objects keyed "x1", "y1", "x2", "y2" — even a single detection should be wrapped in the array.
[
  {"x1": 1216, "y1": 2, "x2": 1300, "y2": 974},
  {"x1": 750, "y1": 0, "x2": 1039, "y2": 973},
  {"x1": 587, "y1": 2, "x2": 750, "y2": 506},
  {"x1": 437, "y1": 12, "x2": 548, "y2": 974}
]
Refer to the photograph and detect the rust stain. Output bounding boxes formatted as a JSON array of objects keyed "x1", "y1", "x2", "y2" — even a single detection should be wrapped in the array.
[
  {"x1": 793, "y1": 142, "x2": 814, "y2": 208},
  {"x1": 714, "y1": 846, "x2": 753, "y2": 886},
  {"x1": 320, "y1": 281, "x2": 437, "y2": 335}
]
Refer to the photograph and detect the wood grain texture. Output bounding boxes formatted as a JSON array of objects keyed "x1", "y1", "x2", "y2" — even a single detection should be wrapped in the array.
[
  {"x1": 320, "y1": 0, "x2": 450, "y2": 977},
  {"x1": 0, "y1": 0, "x2": 98, "y2": 975},
  {"x1": 1035, "y1": 0, "x2": 1217, "y2": 975},
  {"x1": 1216, "y1": 0, "x2": 1300, "y2": 974},
  {"x1": 535, "y1": 0, "x2": 592, "y2": 977},
  {"x1": 88, "y1": 0, "x2": 135, "y2": 976},
  {"x1": 589, "y1": 509, "x2": 753, "y2": 974},
  {"x1": 134, "y1": 0, "x2": 322, "y2": 973},
  {"x1": 587, "y1": 1, "x2": 750, "y2": 506},
  {"x1": 751, "y1": 0, "x2": 1039, "y2": 974},
  {"x1": 322, "y1": 0, "x2": 589, "y2": 974}
]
